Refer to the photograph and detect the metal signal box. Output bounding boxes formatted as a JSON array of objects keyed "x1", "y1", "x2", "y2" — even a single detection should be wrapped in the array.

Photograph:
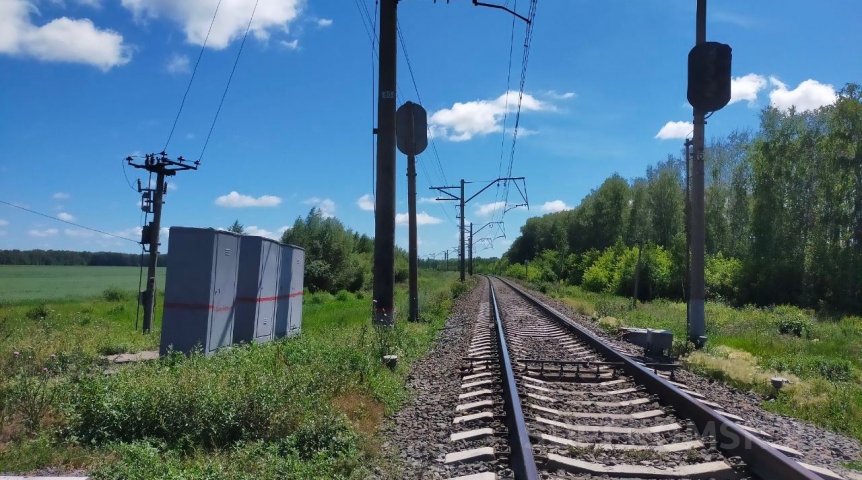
[
  {"x1": 233, "y1": 236, "x2": 281, "y2": 344},
  {"x1": 275, "y1": 244, "x2": 305, "y2": 338},
  {"x1": 159, "y1": 227, "x2": 241, "y2": 356}
]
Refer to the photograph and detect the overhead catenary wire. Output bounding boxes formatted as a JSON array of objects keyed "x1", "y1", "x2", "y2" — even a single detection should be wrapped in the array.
[
  {"x1": 163, "y1": 0, "x2": 224, "y2": 152},
  {"x1": 0, "y1": 199, "x2": 139, "y2": 243},
  {"x1": 491, "y1": 0, "x2": 519, "y2": 226},
  {"x1": 502, "y1": 0, "x2": 538, "y2": 216},
  {"x1": 198, "y1": 0, "x2": 260, "y2": 163}
]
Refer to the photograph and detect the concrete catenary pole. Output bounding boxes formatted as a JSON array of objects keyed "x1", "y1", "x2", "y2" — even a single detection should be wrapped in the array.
[
  {"x1": 459, "y1": 179, "x2": 466, "y2": 282},
  {"x1": 143, "y1": 169, "x2": 165, "y2": 333},
  {"x1": 468, "y1": 222, "x2": 474, "y2": 276},
  {"x1": 689, "y1": 0, "x2": 707, "y2": 345},
  {"x1": 373, "y1": 0, "x2": 398, "y2": 327}
]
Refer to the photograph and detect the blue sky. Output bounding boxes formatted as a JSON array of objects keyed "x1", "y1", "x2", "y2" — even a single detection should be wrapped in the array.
[{"x1": 1, "y1": 0, "x2": 859, "y2": 258}]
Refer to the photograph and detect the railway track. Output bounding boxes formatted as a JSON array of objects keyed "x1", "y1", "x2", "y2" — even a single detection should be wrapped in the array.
[{"x1": 441, "y1": 276, "x2": 842, "y2": 480}]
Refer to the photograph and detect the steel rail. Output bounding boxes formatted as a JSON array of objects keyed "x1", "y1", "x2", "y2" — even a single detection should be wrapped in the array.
[
  {"x1": 493, "y1": 276, "x2": 821, "y2": 480},
  {"x1": 487, "y1": 277, "x2": 541, "y2": 480}
]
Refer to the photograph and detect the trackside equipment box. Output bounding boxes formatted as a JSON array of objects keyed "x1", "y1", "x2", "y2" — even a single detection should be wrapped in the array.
[
  {"x1": 160, "y1": 227, "x2": 241, "y2": 356},
  {"x1": 233, "y1": 236, "x2": 281, "y2": 344},
  {"x1": 275, "y1": 244, "x2": 305, "y2": 338}
]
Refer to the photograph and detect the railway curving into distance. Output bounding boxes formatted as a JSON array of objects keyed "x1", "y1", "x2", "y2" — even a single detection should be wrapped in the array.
[{"x1": 438, "y1": 276, "x2": 843, "y2": 480}]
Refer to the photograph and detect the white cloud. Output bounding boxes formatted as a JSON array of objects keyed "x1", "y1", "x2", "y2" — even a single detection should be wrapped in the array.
[
  {"x1": 28, "y1": 228, "x2": 58, "y2": 237},
  {"x1": 475, "y1": 201, "x2": 506, "y2": 217},
  {"x1": 730, "y1": 73, "x2": 767, "y2": 106},
  {"x1": 120, "y1": 0, "x2": 303, "y2": 50},
  {"x1": 540, "y1": 200, "x2": 571, "y2": 213},
  {"x1": 768, "y1": 77, "x2": 837, "y2": 113},
  {"x1": 280, "y1": 39, "x2": 299, "y2": 50},
  {"x1": 542, "y1": 90, "x2": 576, "y2": 100},
  {"x1": 655, "y1": 121, "x2": 693, "y2": 140},
  {"x1": 0, "y1": 0, "x2": 131, "y2": 70},
  {"x1": 429, "y1": 90, "x2": 553, "y2": 141},
  {"x1": 215, "y1": 191, "x2": 282, "y2": 207},
  {"x1": 166, "y1": 53, "x2": 190, "y2": 74},
  {"x1": 52, "y1": 192, "x2": 70, "y2": 200},
  {"x1": 244, "y1": 225, "x2": 287, "y2": 240},
  {"x1": 57, "y1": 212, "x2": 75, "y2": 221},
  {"x1": 64, "y1": 228, "x2": 93, "y2": 237},
  {"x1": 316, "y1": 18, "x2": 332, "y2": 27},
  {"x1": 357, "y1": 194, "x2": 375, "y2": 211},
  {"x1": 109, "y1": 226, "x2": 142, "y2": 239},
  {"x1": 418, "y1": 197, "x2": 438, "y2": 204},
  {"x1": 395, "y1": 211, "x2": 443, "y2": 226},
  {"x1": 0, "y1": 220, "x2": 8, "y2": 227},
  {"x1": 303, "y1": 197, "x2": 336, "y2": 218}
]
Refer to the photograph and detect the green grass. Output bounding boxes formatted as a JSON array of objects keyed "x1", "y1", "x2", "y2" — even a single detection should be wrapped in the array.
[
  {"x1": 535, "y1": 281, "x2": 862, "y2": 443},
  {"x1": 0, "y1": 267, "x2": 472, "y2": 478},
  {"x1": 0, "y1": 266, "x2": 166, "y2": 303}
]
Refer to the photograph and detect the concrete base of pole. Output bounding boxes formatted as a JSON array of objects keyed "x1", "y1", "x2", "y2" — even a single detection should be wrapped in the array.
[{"x1": 688, "y1": 299, "x2": 707, "y2": 348}]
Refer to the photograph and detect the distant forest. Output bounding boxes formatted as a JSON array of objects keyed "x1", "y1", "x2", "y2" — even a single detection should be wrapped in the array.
[{"x1": 0, "y1": 250, "x2": 167, "y2": 267}]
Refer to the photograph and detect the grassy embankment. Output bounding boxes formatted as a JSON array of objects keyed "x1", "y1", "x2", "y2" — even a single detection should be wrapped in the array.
[
  {"x1": 0, "y1": 266, "x2": 473, "y2": 479},
  {"x1": 532, "y1": 282, "x2": 862, "y2": 447}
]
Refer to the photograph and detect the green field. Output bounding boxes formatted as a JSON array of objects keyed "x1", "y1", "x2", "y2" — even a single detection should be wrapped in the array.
[
  {"x1": 0, "y1": 266, "x2": 167, "y2": 303},
  {"x1": 0, "y1": 265, "x2": 469, "y2": 478}
]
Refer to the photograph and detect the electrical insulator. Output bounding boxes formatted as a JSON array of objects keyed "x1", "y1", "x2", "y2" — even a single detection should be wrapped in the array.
[{"x1": 687, "y1": 42, "x2": 732, "y2": 112}]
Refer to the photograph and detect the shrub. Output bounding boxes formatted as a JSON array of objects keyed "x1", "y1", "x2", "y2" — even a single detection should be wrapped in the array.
[
  {"x1": 25, "y1": 305, "x2": 51, "y2": 321},
  {"x1": 308, "y1": 292, "x2": 333, "y2": 305},
  {"x1": 774, "y1": 308, "x2": 811, "y2": 337},
  {"x1": 102, "y1": 287, "x2": 128, "y2": 302},
  {"x1": 285, "y1": 414, "x2": 357, "y2": 459},
  {"x1": 335, "y1": 290, "x2": 353, "y2": 302}
]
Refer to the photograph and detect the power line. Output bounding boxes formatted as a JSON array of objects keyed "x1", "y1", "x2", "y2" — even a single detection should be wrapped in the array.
[
  {"x1": 0, "y1": 199, "x2": 138, "y2": 243},
  {"x1": 164, "y1": 0, "x2": 223, "y2": 152},
  {"x1": 397, "y1": 21, "x2": 449, "y2": 187},
  {"x1": 121, "y1": 157, "x2": 138, "y2": 192},
  {"x1": 503, "y1": 0, "x2": 538, "y2": 214},
  {"x1": 355, "y1": 1, "x2": 457, "y2": 228},
  {"x1": 198, "y1": 0, "x2": 260, "y2": 163},
  {"x1": 492, "y1": 0, "x2": 518, "y2": 225}
]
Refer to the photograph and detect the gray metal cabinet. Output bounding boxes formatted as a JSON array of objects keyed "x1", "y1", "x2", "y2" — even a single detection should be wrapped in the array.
[
  {"x1": 275, "y1": 245, "x2": 305, "y2": 338},
  {"x1": 234, "y1": 236, "x2": 281, "y2": 344},
  {"x1": 159, "y1": 227, "x2": 241, "y2": 356}
]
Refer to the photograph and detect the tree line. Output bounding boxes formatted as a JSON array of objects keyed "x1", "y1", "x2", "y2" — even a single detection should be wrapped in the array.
[
  {"x1": 232, "y1": 209, "x2": 409, "y2": 294},
  {"x1": 496, "y1": 84, "x2": 862, "y2": 315},
  {"x1": 0, "y1": 249, "x2": 166, "y2": 267}
]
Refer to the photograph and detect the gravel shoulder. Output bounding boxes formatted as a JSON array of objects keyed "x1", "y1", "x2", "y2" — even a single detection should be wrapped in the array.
[
  {"x1": 517, "y1": 280, "x2": 862, "y2": 479},
  {"x1": 374, "y1": 280, "x2": 488, "y2": 479}
]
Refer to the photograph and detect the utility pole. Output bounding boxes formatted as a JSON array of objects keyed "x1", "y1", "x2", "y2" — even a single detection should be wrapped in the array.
[
  {"x1": 468, "y1": 222, "x2": 473, "y2": 276},
  {"x1": 684, "y1": 138, "x2": 693, "y2": 334},
  {"x1": 689, "y1": 0, "x2": 707, "y2": 346},
  {"x1": 373, "y1": 0, "x2": 398, "y2": 328},
  {"x1": 431, "y1": 177, "x2": 528, "y2": 282},
  {"x1": 127, "y1": 152, "x2": 198, "y2": 333},
  {"x1": 460, "y1": 180, "x2": 466, "y2": 282},
  {"x1": 444, "y1": 250, "x2": 449, "y2": 271}
]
